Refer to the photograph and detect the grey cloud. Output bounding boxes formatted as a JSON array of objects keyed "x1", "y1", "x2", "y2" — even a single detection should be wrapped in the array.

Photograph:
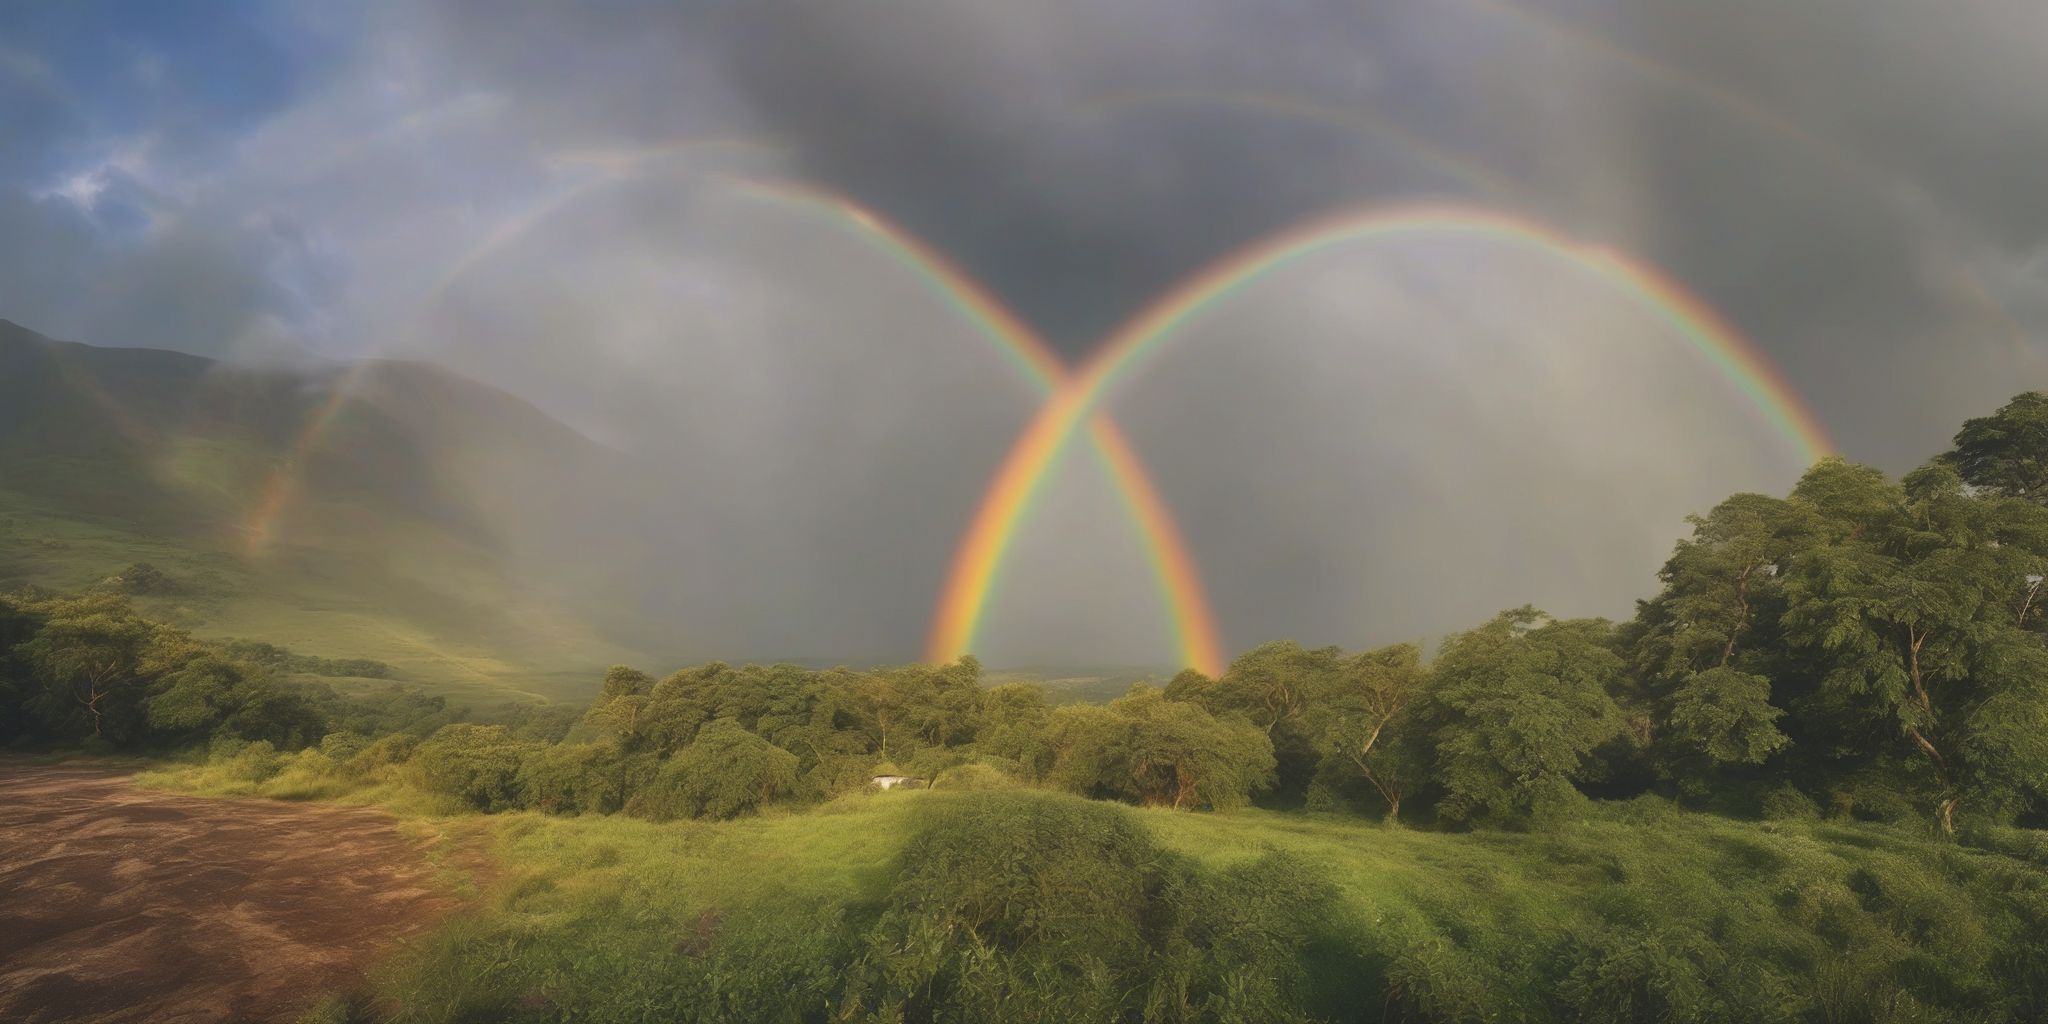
[
  {"x1": 9, "y1": 0, "x2": 2048, "y2": 664},
  {"x1": 0, "y1": 187, "x2": 298, "y2": 358}
]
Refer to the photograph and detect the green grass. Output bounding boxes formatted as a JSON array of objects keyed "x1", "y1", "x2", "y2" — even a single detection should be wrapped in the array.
[
  {"x1": 287, "y1": 788, "x2": 2048, "y2": 1023},
  {"x1": 0, "y1": 483, "x2": 623, "y2": 705}
]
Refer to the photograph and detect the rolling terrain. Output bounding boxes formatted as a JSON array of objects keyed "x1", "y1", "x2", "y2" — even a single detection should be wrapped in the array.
[{"x1": 0, "y1": 319, "x2": 649, "y2": 703}]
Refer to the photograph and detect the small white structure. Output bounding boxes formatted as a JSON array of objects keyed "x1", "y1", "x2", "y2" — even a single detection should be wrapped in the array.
[{"x1": 871, "y1": 774, "x2": 925, "y2": 791}]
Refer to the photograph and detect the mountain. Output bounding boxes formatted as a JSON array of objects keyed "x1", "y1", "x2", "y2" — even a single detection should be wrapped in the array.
[{"x1": 0, "y1": 319, "x2": 658, "y2": 703}]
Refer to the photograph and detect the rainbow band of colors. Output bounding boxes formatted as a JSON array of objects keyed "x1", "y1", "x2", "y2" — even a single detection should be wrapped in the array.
[
  {"x1": 927, "y1": 204, "x2": 1835, "y2": 670},
  {"x1": 736, "y1": 181, "x2": 1230, "y2": 677}
]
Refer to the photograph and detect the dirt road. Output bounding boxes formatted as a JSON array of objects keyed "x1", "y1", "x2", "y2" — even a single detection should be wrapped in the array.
[{"x1": 0, "y1": 762, "x2": 464, "y2": 1023}]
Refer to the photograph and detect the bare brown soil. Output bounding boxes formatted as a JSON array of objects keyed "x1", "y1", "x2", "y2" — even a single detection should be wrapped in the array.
[{"x1": 0, "y1": 762, "x2": 463, "y2": 1023}]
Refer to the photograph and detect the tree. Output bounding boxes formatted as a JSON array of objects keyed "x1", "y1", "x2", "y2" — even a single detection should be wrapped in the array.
[
  {"x1": 18, "y1": 600, "x2": 159, "y2": 741},
  {"x1": 1040, "y1": 702, "x2": 1131, "y2": 798},
  {"x1": 860, "y1": 669, "x2": 909, "y2": 757},
  {"x1": 1041, "y1": 687, "x2": 1274, "y2": 810},
  {"x1": 978, "y1": 682, "x2": 1051, "y2": 767},
  {"x1": 145, "y1": 655, "x2": 323, "y2": 747},
  {"x1": 632, "y1": 667, "x2": 718, "y2": 754},
  {"x1": 518, "y1": 742, "x2": 650, "y2": 815},
  {"x1": 1200, "y1": 641, "x2": 1347, "y2": 805},
  {"x1": 600, "y1": 665, "x2": 653, "y2": 699},
  {"x1": 0, "y1": 596, "x2": 44, "y2": 742},
  {"x1": 412, "y1": 723, "x2": 535, "y2": 811},
  {"x1": 1945, "y1": 391, "x2": 2048, "y2": 504},
  {"x1": 1423, "y1": 608, "x2": 1629, "y2": 827},
  {"x1": 1660, "y1": 667, "x2": 1786, "y2": 768},
  {"x1": 629, "y1": 719, "x2": 799, "y2": 821},
  {"x1": 898, "y1": 659, "x2": 984, "y2": 748},
  {"x1": 1207, "y1": 641, "x2": 1340, "y2": 733},
  {"x1": 1779, "y1": 460, "x2": 2048, "y2": 830},
  {"x1": 1114, "y1": 687, "x2": 1274, "y2": 810},
  {"x1": 1630, "y1": 494, "x2": 1800, "y2": 796},
  {"x1": 1322, "y1": 643, "x2": 1430, "y2": 821}
]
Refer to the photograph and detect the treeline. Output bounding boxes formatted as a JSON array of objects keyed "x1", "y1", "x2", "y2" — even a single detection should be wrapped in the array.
[
  {"x1": 9, "y1": 395, "x2": 2048, "y2": 835},
  {"x1": 0, "y1": 590, "x2": 571, "y2": 756},
  {"x1": 219, "y1": 639, "x2": 394, "y2": 680}
]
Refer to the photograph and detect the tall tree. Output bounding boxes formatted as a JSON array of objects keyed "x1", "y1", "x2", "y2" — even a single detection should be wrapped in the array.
[
  {"x1": 1945, "y1": 391, "x2": 2048, "y2": 504},
  {"x1": 1780, "y1": 460, "x2": 2048, "y2": 830},
  {"x1": 18, "y1": 600, "x2": 159, "y2": 741},
  {"x1": 1631, "y1": 494, "x2": 1801, "y2": 796},
  {"x1": 1422, "y1": 608, "x2": 1629, "y2": 827},
  {"x1": 1114, "y1": 687, "x2": 1275, "y2": 811},
  {"x1": 1321, "y1": 643, "x2": 1430, "y2": 821},
  {"x1": 1200, "y1": 641, "x2": 1347, "y2": 804}
]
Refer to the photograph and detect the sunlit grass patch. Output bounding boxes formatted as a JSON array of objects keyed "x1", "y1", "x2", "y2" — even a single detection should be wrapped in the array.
[{"x1": 337, "y1": 791, "x2": 2048, "y2": 1023}]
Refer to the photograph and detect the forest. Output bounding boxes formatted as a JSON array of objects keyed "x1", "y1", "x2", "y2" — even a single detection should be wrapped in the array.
[{"x1": 7, "y1": 394, "x2": 2048, "y2": 1022}]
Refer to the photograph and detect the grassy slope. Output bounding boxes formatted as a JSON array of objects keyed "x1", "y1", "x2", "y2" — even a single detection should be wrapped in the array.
[
  {"x1": 0, "y1": 485, "x2": 610, "y2": 704},
  {"x1": 304, "y1": 790, "x2": 2048, "y2": 1023},
  {"x1": 0, "y1": 322, "x2": 645, "y2": 705}
]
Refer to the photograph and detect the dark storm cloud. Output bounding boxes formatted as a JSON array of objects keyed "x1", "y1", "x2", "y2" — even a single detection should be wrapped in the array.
[
  {"x1": 410, "y1": 0, "x2": 1478, "y2": 345},
  {"x1": 7, "y1": 0, "x2": 2048, "y2": 663},
  {"x1": 1591, "y1": 0, "x2": 2048, "y2": 461},
  {"x1": 408, "y1": 0, "x2": 2048, "y2": 468}
]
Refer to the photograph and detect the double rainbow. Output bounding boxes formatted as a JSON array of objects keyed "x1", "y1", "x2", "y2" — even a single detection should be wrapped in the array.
[
  {"x1": 243, "y1": 163, "x2": 1832, "y2": 677},
  {"x1": 736, "y1": 181, "x2": 1228, "y2": 676},
  {"x1": 925, "y1": 204, "x2": 1834, "y2": 669}
]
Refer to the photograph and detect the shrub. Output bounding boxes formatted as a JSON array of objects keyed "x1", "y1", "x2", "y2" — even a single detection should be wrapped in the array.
[
  {"x1": 518, "y1": 742, "x2": 650, "y2": 815},
  {"x1": 1556, "y1": 925, "x2": 1796, "y2": 1024},
  {"x1": 844, "y1": 792, "x2": 1159, "y2": 1021},
  {"x1": 344, "y1": 732, "x2": 419, "y2": 779},
  {"x1": 929, "y1": 762, "x2": 1018, "y2": 791},
  {"x1": 839, "y1": 791, "x2": 1347, "y2": 1023},
  {"x1": 209, "y1": 738, "x2": 285, "y2": 783},
  {"x1": 1761, "y1": 784, "x2": 1822, "y2": 822},
  {"x1": 412, "y1": 724, "x2": 535, "y2": 811},
  {"x1": 627, "y1": 720, "x2": 799, "y2": 821}
]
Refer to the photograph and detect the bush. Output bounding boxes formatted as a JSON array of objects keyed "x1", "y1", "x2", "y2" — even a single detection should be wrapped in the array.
[
  {"x1": 343, "y1": 732, "x2": 419, "y2": 779},
  {"x1": 1556, "y1": 925, "x2": 1796, "y2": 1023},
  {"x1": 412, "y1": 724, "x2": 536, "y2": 811},
  {"x1": 518, "y1": 742, "x2": 651, "y2": 815},
  {"x1": 843, "y1": 792, "x2": 1159, "y2": 1021},
  {"x1": 838, "y1": 791, "x2": 1349, "y2": 1023},
  {"x1": 1760, "y1": 784, "x2": 1821, "y2": 822},
  {"x1": 627, "y1": 720, "x2": 799, "y2": 821},
  {"x1": 929, "y1": 762, "x2": 1018, "y2": 791},
  {"x1": 211, "y1": 738, "x2": 285, "y2": 783}
]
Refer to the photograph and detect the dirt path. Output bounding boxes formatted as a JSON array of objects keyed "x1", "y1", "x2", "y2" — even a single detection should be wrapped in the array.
[{"x1": 0, "y1": 762, "x2": 466, "y2": 1023}]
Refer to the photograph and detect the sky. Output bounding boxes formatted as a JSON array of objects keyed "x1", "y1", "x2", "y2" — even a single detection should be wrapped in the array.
[{"x1": 4, "y1": 0, "x2": 2046, "y2": 667}]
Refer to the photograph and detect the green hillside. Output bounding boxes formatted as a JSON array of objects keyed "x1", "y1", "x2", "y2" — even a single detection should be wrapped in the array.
[
  {"x1": 0, "y1": 319, "x2": 643, "y2": 703},
  {"x1": 247, "y1": 791, "x2": 2048, "y2": 1023}
]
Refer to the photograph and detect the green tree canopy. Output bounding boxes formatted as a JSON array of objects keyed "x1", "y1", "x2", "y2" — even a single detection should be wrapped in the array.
[
  {"x1": 1423, "y1": 608, "x2": 1629, "y2": 827},
  {"x1": 1945, "y1": 391, "x2": 2048, "y2": 504}
]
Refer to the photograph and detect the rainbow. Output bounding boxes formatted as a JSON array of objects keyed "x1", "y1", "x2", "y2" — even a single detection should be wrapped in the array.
[
  {"x1": 244, "y1": 139, "x2": 776, "y2": 557},
  {"x1": 927, "y1": 203, "x2": 1834, "y2": 666},
  {"x1": 736, "y1": 180, "x2": 1226, "y2": 676}
]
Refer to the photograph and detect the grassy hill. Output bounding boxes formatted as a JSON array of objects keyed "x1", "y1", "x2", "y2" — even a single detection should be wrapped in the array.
[
  {"x1": 249, "y1": 787, "x2": 2047, "y2": 1023},
  {"x1": 0, "y1": 319, "x2": 647, "y2": 704}
]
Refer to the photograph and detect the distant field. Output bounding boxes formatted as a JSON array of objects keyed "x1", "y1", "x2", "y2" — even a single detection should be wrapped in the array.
[{"x1": 0, "y1": 486, "x2": 617, "y2": 705}]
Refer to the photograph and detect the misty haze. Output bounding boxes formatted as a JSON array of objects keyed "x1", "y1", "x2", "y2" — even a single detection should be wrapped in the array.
[{"x1": 3, "y1": 1, "x2": 2047, "y2": 1022}]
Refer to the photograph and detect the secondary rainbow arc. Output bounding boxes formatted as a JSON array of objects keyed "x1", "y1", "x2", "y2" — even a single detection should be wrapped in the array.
[
  {"x1": 735, "y1": 180, "x2": 1227, "y2": 677},
  {"x1": 926, "y1": 203, "x2": 1835, "y2": 670}
]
